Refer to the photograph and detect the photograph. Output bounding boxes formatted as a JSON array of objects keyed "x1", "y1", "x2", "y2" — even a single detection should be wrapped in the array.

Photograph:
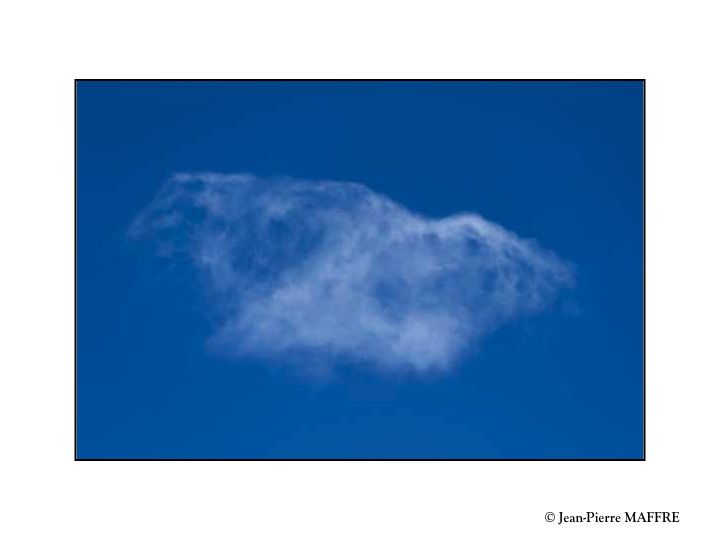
[
  {"x1": 4, "y1": 2, "x2": 720, "y2": 537},
  {"x1": 76, "y1": 80, "x2": 644, "y2": 460}
]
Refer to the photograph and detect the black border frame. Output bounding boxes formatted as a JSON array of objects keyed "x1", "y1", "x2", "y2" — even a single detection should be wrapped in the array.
[{"x1": 75, "y1": 79, "x2": 645, "y2": 461}]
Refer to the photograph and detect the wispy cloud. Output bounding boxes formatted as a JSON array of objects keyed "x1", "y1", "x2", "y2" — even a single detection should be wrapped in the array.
[{"x1": 130, "y1": 173, "x2": 573, "y2": 373}]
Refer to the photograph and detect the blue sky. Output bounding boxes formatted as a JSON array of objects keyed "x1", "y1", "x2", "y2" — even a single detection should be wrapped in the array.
[{"x1": 77, "y1": 81, "x2": 643, "y2": 459}]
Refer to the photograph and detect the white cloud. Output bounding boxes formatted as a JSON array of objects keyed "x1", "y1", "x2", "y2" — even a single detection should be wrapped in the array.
[{"x1": 130, "y1": 172, "x2": 573, "y2": 373}]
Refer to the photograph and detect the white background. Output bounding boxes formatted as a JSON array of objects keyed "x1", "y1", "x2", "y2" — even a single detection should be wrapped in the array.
[{"x1": 1, "y1": 1, "x2": 718, "y2": 538}]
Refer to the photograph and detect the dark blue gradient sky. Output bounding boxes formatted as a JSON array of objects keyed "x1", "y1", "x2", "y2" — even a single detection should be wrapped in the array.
[{"x1": 77, "y1": 80, "x2": 643, "y2": 458}]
